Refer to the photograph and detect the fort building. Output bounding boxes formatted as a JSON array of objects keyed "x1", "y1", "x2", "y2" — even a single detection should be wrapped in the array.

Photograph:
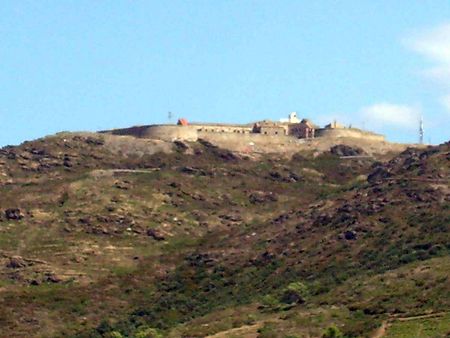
[{"x1": 102, "y1": 112, "x2": 385, "y2": 143}]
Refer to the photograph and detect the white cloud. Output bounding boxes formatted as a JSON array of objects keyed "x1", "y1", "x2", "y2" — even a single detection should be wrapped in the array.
[
  {"x1": 360, "y1": 103, "x2": 420, "y2": 129},
  {"x1": 406, "y1": 23, "x2": 450, "y2": 112},
  {"x1": 407, "y1": 23, "x2": 450, "y2": 66}
]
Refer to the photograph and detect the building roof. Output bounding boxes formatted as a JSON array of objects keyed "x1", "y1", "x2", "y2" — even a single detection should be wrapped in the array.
[{"x1": 177, "y1": 118, "x2": 189, "y2": 126}]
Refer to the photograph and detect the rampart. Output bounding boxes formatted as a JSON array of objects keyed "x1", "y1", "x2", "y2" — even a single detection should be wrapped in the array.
[
  {"x1": 102, "y1": 124, "x2": 385, "y2": 145},
  {"x1": 99, "y1": 122, "x2": 405, "y2": 156},
  {"x1": 197, "y1": 132, "x2": 307, "y2": 153},
  {"x1": 316, "y1": 128, "x2": 385, "y2": 142},
  {"x1": 105, "y1": 125, "x2": 199, "y2": 142}
]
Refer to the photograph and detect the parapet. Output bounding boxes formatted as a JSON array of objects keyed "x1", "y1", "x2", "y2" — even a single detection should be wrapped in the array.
[
  {"x1": 100, "y1": 121, "x2": 386, "y2": 144},
  {"x1": 316, "y1": 127, "x2": 385, "y2": 141},
  {"x1": 103, "y1": 125, "x2": 198, "y2": 142}
]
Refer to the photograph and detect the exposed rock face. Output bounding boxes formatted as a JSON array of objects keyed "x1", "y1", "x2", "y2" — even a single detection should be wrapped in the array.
[
  {"x1": 180, "y1": 166, "x2": 207, "y2": 176},
  {"x1": 173, "y1": 140, "x2": 189, "y2": 152},
  {"x1": 330, "y1": 145, "x2": 365, "y2": 157},
  {"x1": 281, "y1": 290, "x2": 306, "y2": 304},
  {"x1": 367, "y1": 166, "x2": 391, "y2": 183},
  {"x1": 4, "y1": 208, "x2": 23, "y2": 220},
  {"x1": 46, "y1": 273, "x2": 63, "y2": 283},
  {"x1": 249, "y1": 191, "x2": 278, "y2": 204},
  {"x1": 197, "y1": 139, "x2": 217, "y2": 149},
  {"x1": 344, "y1": 230, "x2": 357, "y2": 240},
  {"x1": 268, "y1": 170, "x2": 301, "y2": 183},
  {"x1": 147, "y1": 228, "x2": 165, "y2": 241},
  {"x1": 114, "y1": 180, "x2": 131, "y2": 190},
  {"x1": 185, "y1": 253, "x2": 215, "y2": 268},
  {"x1": 6, "y1": 256, "x2": 27, "y2": 269}
]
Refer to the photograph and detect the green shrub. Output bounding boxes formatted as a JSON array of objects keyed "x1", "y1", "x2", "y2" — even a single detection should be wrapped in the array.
[
  {"x1": 244, "y1": 314, "x2": 257, "y2": 325},
  {"x1": 281, "y1": 282, "x2": 309, "y2": 304},
  {"x1": 322, "y1": 325, "x2": 343, "y2": 338},
  {"x1": 135, "y1": 326, "x2": 163, "y2": 338},
  {"x1": 260, "y1": 294, "x2": 280, "y2": 311},
  {"x1": 106, "y1": 332, "x2": 123, "y2": 338}
]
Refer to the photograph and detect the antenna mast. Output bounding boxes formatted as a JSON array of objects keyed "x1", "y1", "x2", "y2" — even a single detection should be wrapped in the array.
[{"x1": 419, "y1": 116, "x2": 424, "y2": 145}]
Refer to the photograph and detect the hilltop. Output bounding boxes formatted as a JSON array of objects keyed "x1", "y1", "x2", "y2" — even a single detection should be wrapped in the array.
[
  {"x1": 0, "y1": 131, "x2": 448, "y2": 338},
  {"x1": 102, "y1": 113, "x2": 411, "y2": 157}
]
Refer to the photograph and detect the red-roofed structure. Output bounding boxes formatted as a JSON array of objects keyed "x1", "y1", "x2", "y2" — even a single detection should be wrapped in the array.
[{"x1": 177, "y1": 118, "x2": 189, "y2": 126}]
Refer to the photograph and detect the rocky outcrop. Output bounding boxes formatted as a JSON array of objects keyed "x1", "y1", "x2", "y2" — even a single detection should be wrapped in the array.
[
  {"x1": 6, "y1": 256, "x2": 28, "y2": 269},
  {"x1": 330, "y1": 145, "x2": 366, "y2": 157},
  {"x1": 4, "y1": 208, "x2": 23, "y2": 220},
  {"x1": 147, "y1": 228, "x2": 166, "y2": 241},
  {"x1": 249, "y1": 191, "x2": 278, "y2": 204}
]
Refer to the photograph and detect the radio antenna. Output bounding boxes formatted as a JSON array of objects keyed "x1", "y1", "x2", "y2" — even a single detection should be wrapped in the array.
[{"x1": 419, "y1": 116, "x2": 424, "y2": 144}]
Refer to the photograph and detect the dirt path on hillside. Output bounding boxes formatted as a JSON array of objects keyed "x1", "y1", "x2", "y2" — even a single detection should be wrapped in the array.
[
  {"x1": 205, "y1": 323, "x2": 263, "y2": 338},
  {"x1": 371, "y1": 321, "x2": 388, "y2": 338},
  {"x1": 90, "y1": 168, "x2": 160, "y2": 178},
  {"x1": 393, "y1": 312, "x2": 447, "y2": 321},
  {"x1": 370, "y1": 312, "x2": 448, "y2": 338}
]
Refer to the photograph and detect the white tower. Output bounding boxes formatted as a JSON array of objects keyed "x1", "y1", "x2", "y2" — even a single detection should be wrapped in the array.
[{"x1": 288, "y1": 112, "x2": 300, "y2": 123}]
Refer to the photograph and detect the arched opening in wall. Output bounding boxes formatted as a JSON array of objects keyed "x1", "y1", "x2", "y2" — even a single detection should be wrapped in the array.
[
  {"x1": 275, "y1": 131, "x2": 278, "y2": 135},
  {"x1": 264, "y1": 132, "x2": 268, "y2": 135}
]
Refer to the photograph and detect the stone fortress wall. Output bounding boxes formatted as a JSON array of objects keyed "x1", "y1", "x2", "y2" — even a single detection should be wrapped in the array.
[
  {"x1": 104, "y1": 125, "x2": 199, "y2": 142},
  {"x1": 104, "y1": 124, "x2": 385, "y2": 143},
  {"x1": 316, "y1": 127, "x2": 385, "y2": 142},
  {"x1": 101, "y1": 114, "x2": 386, "y2": 144}
]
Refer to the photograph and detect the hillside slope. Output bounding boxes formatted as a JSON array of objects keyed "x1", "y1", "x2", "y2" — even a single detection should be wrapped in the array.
[{"x1": 0, "y1": 133, "x2": 448, "y2": 338}]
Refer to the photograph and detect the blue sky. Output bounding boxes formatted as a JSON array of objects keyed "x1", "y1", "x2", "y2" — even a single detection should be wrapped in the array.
[{"x1": 1, "y1": 1, "x2": 450, "y2": 146}]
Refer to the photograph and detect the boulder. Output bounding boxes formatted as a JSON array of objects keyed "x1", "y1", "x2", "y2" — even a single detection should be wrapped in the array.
[
  {"x1": 173, "y1": 140, "x2": 189, "y2": 152},
  {"x1": 85, "y1": 137, "x2": 105, "y2": 146},
  {"x1": 114, "y1": 180, "x2": 131, "y2": 190},
  {"x1": 147, "y1": 228, "x2": 165, "y2": 241},
  {"x1": 197, "y1": 138, "x2": 217, "y2": 149},
  {"x1": 216, "y1": 150, "x2": 238, "y2": 162},
  {"x1": 168, "y1": 181, "x2": 181, "y2": 188},
  {"x1": 5, "y1": 208, "x2": 23, "y2": 220},
  {"x1": 249, "y1": 191, "x2": 278, "y2": 204},
  {"x1": 330, "y1": 145, "x2": 365, "y2": 157},
  {"x1": 46, "y1": 273, "x2": 63, "y2": 283},
  {"x1": 344, "y1": 230, "x2": 357, "y2": 240},
  {"x1": 180, "y1": 166, "x2": 206, "y2": 176},
  {"x1": 6, "y1": 256, "x2": 27, "y2": 269},
  {"x1": 367, "y1": 167, "x2": 391, "y2": 183},
  {"x1": 281, "y1": 290, "x2": 306, "y2": 304}
]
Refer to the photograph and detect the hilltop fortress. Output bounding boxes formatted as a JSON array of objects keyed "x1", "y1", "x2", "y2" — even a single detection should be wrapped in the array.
[{"x1": 103, "y1": 112, "x2": 385, "y2": 146}]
